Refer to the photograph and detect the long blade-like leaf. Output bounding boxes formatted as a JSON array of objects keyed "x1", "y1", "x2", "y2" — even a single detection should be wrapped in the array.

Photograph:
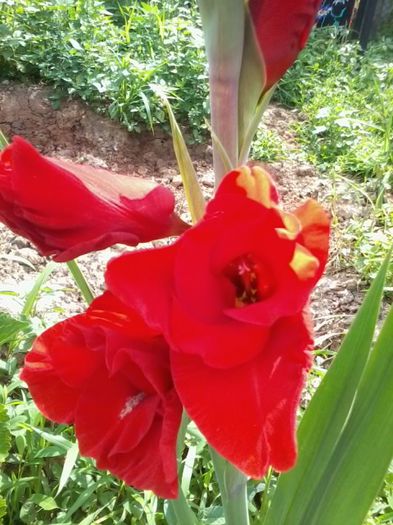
[
  {"x1": 153, "y1": 87, "x2": 205, "y2": 223},
  {"x1": 0, "y1": 128, "x2": 8, "y2": 149},
  {"x1": 56, "y1": 443, "x2": 79, "y2": 495},
  {"x1": 22, "y1": 261, "x2": 56, "y2": 317},
  {"x1": 300, "y1": 303, "x2": 393, "y2": 525},
  {"x1": 264, "y1": 249, "x2": 392, "y2": 525}
]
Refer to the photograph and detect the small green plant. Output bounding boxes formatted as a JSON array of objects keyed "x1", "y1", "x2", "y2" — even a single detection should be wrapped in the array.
[
  {"x1": 250, "y1": 128, "x2": 287, "y2": 162},
  {"x1": 275, "y1": 28, "x2": 393, "y2": 185},
  {"x1": 0, "y1": 0, "x2": 208, "y2": 140}
]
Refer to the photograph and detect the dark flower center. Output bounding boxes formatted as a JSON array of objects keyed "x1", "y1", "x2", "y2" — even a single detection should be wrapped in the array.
[{"x1": 225, "y1": 253, "x2": 274, "y2": 307}]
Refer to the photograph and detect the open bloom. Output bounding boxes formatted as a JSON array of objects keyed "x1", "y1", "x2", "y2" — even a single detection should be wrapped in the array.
[
  {"x1": 106, "y1": 166, "x2": 330, "y2": 477},
  {"x1": 249, "y1": 0, "x2": 322, "y2": 90},
  {"x1": 20, "y1": 292, "x2": 182, "y2": 498},
  {"x1": 0, "y1": 136, "x2": 188, "y2": 261}
]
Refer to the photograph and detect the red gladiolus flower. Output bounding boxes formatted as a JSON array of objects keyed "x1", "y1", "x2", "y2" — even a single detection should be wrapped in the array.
[
  {"x1": 0, "y1": 136, "x2": 188, "y2": 262},
  {"x1": 106, "y1": 166, "x2": 330, "y2": 478},
  {"x1": 20, "y1": 292, "x2": 182, "y2": 498},
  {"x1": 249, "y1": 0, "x2": 322, "y2": 90}
]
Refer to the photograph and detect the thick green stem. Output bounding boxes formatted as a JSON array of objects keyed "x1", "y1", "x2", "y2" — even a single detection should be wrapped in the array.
[
  {"x1": 210, "y1": 447, "x2": 250, "y2": 525},
  {"x1": 66, "y1": 260, "x2": 94, "y2": 305},
  {"x1": 167, "y1": 412, "x2": 199, "y2": 525},
  {"x1": 197, "y1": 0, "x2": 246, "y2": 184}
]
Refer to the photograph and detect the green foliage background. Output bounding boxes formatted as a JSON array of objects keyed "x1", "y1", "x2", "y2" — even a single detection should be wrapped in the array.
[{"x1": 0, "y1": 0, "x2": 209, "y2": 140}]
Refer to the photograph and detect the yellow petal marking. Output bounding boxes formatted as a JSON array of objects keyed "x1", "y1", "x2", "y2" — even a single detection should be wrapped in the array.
[
  {"x1": 276, "y1": 211, "x2": 301, "y2": 240},
  {"x1": 236, "y1": 166, "x2": 274, "y2": 208},
  {"x1": 290, "y1": 243, "x2": 319, "y2": 280}
]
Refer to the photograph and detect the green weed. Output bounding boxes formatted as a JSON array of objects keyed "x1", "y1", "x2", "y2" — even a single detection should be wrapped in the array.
[
  {"x1": 0, "y1": 0, "x2": 208, "y2": 140},
  {"x1": 275, "y1": 28, "x2": 393, "y2": 185}
]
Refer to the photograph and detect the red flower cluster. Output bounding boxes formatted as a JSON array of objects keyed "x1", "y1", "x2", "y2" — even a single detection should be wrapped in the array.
[
  {"x1": 249, "y1": 0, "x2": 322, "y2": 90},
  {"x1": 0, "y1": 137, "x2": 187, "y2": 261},
  {"x1": 107, "y1": 166, "x2": 329, "y2": 478},
  {"x1": 20, "y1": 292, "x2": 182, "y2": 498},
  {"x1": 21, "y1": 165, "x2": 329, "y2": 497}
]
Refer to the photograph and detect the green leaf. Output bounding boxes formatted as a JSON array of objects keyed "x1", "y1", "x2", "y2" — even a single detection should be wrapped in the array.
[
  {"x1": 66, "y1": 260, "x2": 94, "y2": 305},
  {"x1": 0, "y1": 129, "x2": 8, "y2": 149},
  {"x1": 237, "y1": 13, "x2": 267, "y2": 162},
  {"x1": 299, "y1": 302, "x2": 393, "y2": 525},
  {"x1": 210, "y1": 447, "x2": 250, "y2": 525},
  {"x1": 0, "y1": 404, "x2": 10, "y2": 463},
  {"x1": 265, "y1": 249, "x2": 392, "y2": 525},
  {"x1": 20, "y1": 494, "x2": 58, "y2": 521},
  {"x1": 22, "y1": 261, "x2": 56, "y2": 317},
  {"x1": 24, "y1": 425, "x2": 74, "y2": 451},
  {"x1": 38, "y1": 496, "x2": 58, "y2": 511},
  {"x1": 60, "y1": 482, "x2": 100, "y2": 522},
  {"x1": 0, "y1": 496, "x2": 6, "y2": 524},
  {"x1": 56, "y1": 442, "x2": 79, "y2": 495},
  {"x1": 69, "y1": 38, "x2": 83, "y2": 51},
  {"x1": 140, "y1": 91, "x2": 154, "y2": 131},
  {"x1": 238, "y1": 87, "x2": 275, "y2": 165},
  {"x1": 0, "y1": 312, "x2": 30, "y2": 346},
  {"x1": 153, "y1": 86, "x2": 205, "y2": 224}
]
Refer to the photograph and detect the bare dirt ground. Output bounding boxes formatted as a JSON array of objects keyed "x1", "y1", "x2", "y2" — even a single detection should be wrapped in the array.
[{"x1": 0, "y1": 83, "x2": 372, "y2": 356}]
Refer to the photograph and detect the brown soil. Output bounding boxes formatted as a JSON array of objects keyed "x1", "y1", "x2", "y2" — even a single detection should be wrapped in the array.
[{"x1": 0, "y1": 82, "x2": 371, "y2": 355}]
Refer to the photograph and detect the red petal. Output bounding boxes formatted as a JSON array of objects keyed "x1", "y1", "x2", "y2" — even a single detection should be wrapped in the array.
[
  {"x1": 75, "y1": 367, "x2": 156, "y2": 458},
  {"x1": 20, "y1": 318, "x2": 102, "y2": 423},
  {"x1": 75, "y1": 367, "x2": 181, "y2": 498},
  {"x1": 249, "y1": 0, "x2": 322, "y2": 89},
  {"x1": 0, "y1": 136, "x2": 188, "y2": 261},
  {"x1": 171, "y1": 314, "x2": 312, "y2": 478},
  {"x1": 88, "y1": 291, "x2": 161, "y2": 340},
  {"x1": 170, "y1": 296, "x2": 269, "y2": 368},
  {"x1": 105, "y1": 245, "x2": 176, "y2": 330},
  {"x1": 109, "y1": 344, "x2": 172, "y2": 395}
]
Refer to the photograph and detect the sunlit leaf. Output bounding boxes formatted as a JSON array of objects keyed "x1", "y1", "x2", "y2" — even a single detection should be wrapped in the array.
[
  {"x1": 153, "y1": 85, "x2": 206, "y2": 223},
  {"x1": 0, "y1": 404, "x2": 10, "y2": 463},
  {"x1": 57, "y1": 442, "x2": 79, "y2": 495},
  {"x1": 0, "y1": 312, "x2": 30, "y2": 346}
]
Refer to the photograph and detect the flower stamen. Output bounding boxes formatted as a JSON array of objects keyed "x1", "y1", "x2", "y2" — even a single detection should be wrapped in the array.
[
  {"x1": 225, "y1": 254, "x2": 274, "y2": 308},
  {"x1": 119, "y1": 392, "x2": 146, "y2": 419}
]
